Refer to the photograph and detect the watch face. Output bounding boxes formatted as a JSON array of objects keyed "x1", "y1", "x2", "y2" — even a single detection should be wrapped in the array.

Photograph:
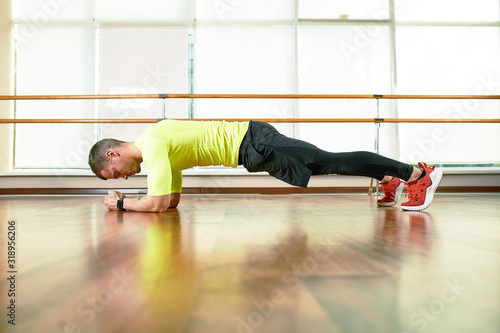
[{"x1": 117, "y1": 197, "x2": 125, "y2": 211}]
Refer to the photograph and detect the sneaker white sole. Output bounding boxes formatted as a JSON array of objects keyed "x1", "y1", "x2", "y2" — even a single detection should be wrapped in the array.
[
  {"x1": 377, "y1": 183, "x2": 406, "y2": 207},
  {"x1": 401, "y1": 168, "x2": 443, "y2": 211}
]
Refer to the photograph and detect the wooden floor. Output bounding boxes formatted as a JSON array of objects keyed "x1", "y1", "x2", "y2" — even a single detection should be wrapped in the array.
[{"x1": 1, "y1": 193, "x2": 499, "y2": 333}]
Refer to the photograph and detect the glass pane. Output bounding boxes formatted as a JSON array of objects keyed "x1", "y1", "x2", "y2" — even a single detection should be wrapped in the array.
[
  {"x1": 14, "y1": 26, "x2": 95, "y2": 169},
  {"x1": 13, "y1": 0, "x2": 92, "y2": 21},
  {"x1": 96, "y1": 0, "x2": 193, "y2": 22},
  {"x1": 99, "y1": 28, "x2": 189, "y2": 141},
  {"x1": 297, "y1": 25, "x2": 391, "y2": 153},
  {"x1": 194, "y1": 25, "x2": 294, "y2": 127},
  {"x1": 397, "y1": 27, "x2": 500, "y2": 163},
  {"x1": 396, "y1": 0, "x2": 500, "y2": 22},
  {"x1": 398, "y1": 123, "x2": 500, "y2": 164},
  {"x1": 196, "y1": 0, "x2": 293, "y2": 21},
  {"x1": 299, "y1": 0, "x2": 389, "y2": 20},
  {"x1": 397, "y1": 27, "x2": 500, "y2": 95}
]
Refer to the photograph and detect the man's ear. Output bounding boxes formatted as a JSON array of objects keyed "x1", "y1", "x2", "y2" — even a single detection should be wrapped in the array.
[{"x1": 106, "y1": 150, "x2": 119, "y2": 159}]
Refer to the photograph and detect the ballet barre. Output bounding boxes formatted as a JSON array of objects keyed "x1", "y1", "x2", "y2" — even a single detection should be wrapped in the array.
[
  {"x1": 1, "y1": 93, "x2": 500, "y2": 100},
  {"x1": 1, "y1": 118, "x2": 499, "y2": 124}
]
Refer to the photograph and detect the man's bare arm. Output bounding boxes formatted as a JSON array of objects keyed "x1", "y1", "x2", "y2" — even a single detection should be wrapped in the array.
[{"x1": 104, "y1": 190, "x2": 179, "y2": 213}]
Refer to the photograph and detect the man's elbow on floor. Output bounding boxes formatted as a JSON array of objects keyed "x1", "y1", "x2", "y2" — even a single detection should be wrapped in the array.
[
  {"x1": 168, "y1": 193, "x2": 181, "y2": 209},
  {"x1": 147, "y1": 202, "x2": 170, "y2": 213},
  {"x1": 150, "y1": 207, "x2": 169, "y2": 213},
  {"x1": 144, "y1": 195, "x2": 171, "y2": 213}
]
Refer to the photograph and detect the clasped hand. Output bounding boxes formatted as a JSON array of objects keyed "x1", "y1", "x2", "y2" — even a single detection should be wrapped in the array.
[{"x1": 104, "y1": 190, "x2": 125, "y2": 210}]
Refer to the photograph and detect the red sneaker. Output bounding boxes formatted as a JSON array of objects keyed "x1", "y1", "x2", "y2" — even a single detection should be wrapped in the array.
[
  {"x1": 377, "y1": 177, "x2": 407, "y2": 207},
  {"x1": 401, "y1": 162, "x2": 443, "y2": 211}
]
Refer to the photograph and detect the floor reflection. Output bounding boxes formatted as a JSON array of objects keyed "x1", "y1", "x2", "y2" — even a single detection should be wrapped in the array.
[
  {"x1": 90, "y1": 210, "x2": 198, "y2": 331},
  {"x1": 373, "y1": 209, "x2": 435, "y2": 258}
]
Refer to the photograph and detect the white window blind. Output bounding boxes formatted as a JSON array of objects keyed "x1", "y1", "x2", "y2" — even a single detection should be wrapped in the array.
[
  {"x1": 397, "y1": 27, "x2": 500, "y2": 163},
  {"x1": 299, "y1": 0, "x2": 389, "y2": 20},
  {"x1": 196, "y1": 0, "x2": 293, "y2": 21},
  {"x1": 98, "y1": 27, "x2": 189, "y2": 142},
  {"x1": 14, "y1": 26, "x2": 95, "y2": 168},
  {"x1": 95, "y1": 0, "x2": 193, "y2": 23},
  {"x1": 396, "y1": 0, "x2": 500, "y2": 23},
  {"x1": 194, "y1": 24, "x2": 294, "y2": 135},
  {"x1": 297, "y1": 25, "x2": 392, "y2": 154}
]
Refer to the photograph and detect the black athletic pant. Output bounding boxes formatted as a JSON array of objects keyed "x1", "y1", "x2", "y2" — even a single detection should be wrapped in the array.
[
  {"x1": 238, "y1": 120, "x2": 414, "y2": 187},
  {"x1": 307, "y1": 149, "x2": 414, "y2": 182}
]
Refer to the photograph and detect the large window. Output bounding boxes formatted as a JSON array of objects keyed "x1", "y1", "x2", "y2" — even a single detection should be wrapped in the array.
[{"x1": 11, "y1": 0, "x2": 500, "y2": 171}]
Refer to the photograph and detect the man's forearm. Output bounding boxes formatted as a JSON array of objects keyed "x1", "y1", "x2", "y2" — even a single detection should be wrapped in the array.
[{"x1": 122, "y1": 194, "x2": 171, "y2": 213}]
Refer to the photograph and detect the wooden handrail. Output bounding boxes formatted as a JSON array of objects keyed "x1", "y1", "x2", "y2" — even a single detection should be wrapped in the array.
[
  {"x1": 1, "y1": 93, "x2": 500, "y2": 100},
  {"x1": 1, "y1": 118, "x2": 499, "y2": 124},
  {"x1": 1, "y1": 94, "x2": 498, "y2": 124}
]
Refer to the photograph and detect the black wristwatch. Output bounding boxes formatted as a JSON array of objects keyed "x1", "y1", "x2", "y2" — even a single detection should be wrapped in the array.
[{"x1": 117, "y1": 197, "x2": 126, "y2": 211}]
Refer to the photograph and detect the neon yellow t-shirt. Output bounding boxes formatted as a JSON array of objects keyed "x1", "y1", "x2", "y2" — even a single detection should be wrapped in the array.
[{"x1": 135, "y1": 119, "x2": 249, "y2": 196}]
